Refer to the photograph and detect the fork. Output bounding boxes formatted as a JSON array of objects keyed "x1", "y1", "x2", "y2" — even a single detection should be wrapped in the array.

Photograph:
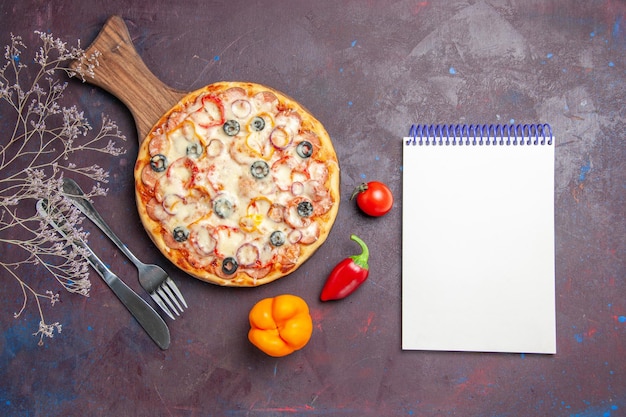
[
  {"x1": 36, "y1": 199, "x2": 170, "y2": 349},
  {"x1": 62, "y1": 178, "x2": 188, "y2": 320}
]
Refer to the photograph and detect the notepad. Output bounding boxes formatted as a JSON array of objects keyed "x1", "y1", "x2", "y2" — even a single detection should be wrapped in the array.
[{"x1": 401, "y1": 124, "x2": 556, "y2": 354}]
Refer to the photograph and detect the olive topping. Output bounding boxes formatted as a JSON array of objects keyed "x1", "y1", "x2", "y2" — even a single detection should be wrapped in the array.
[
  {"x1": 297, "y1": 200, "x2": 314, "y2": 217},
  {"x1": 222, "y1": 257, "x2": 238, "y2": 275},
  {"x1": 213, "y1": 197, "x2": 233, "y2": 218},
  {"x1": 270, "y1": 230, "x2": 286, "y2": 247},
  {"x1": 296, "y1": 141, "x2": 313, "y2": 158},
  {"x1": 223, "y1": 120, "x2": 240, "y2": 136},
  {"x1": 172, "y1": 226, "x2": 189, "y2": 242},
  {"x1": 250, "y1": 161, "x2": 270, "y2": 179},
  {"x1": 250, "y1": 116, "x2": 265, "y2": 132},
  {"x1": 150, "y1": 154, "x2": 167, "y2": 172},
  {"x1": 186, "y1": 143, "x2": 203, "y2": 158}
]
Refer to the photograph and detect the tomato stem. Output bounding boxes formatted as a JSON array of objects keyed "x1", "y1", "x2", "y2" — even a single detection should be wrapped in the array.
[{"x1": 350, "y1": 183, "x2": 368, "y2": 200}]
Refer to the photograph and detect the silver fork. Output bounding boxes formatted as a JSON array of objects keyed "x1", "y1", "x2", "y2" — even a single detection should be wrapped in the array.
[
  {"x1": 36, "y1": 199, "x2": 170, "y2": 349},
  {"x1": 62, "y1": 178, "x2": 188, "y2": 320}
]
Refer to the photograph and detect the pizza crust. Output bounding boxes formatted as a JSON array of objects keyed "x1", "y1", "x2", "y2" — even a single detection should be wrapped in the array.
[{"x1": 134, "y1": 81, "x2": 340, "y2": 286}]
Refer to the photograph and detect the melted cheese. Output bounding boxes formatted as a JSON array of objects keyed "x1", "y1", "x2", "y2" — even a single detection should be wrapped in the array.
[{"x1": 142, "y1": 85, "x2": 334, "y2": 276}]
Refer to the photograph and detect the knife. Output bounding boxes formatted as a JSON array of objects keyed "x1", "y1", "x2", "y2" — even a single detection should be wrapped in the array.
[{"x1": 36, "y1": 199, "x2": 170, "y2": 350}]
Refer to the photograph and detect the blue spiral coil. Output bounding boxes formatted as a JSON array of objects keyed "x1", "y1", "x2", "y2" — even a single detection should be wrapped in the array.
[{"x1": 406, "y1": 124, "x2": 553, "y2": 146}]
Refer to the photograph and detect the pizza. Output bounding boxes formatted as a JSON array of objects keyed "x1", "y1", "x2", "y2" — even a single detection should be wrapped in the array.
[{"x1": 134, "y1": 81, "x2": 340, "y2": 287}]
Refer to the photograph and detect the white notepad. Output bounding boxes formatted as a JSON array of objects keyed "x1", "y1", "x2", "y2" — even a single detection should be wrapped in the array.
[{"x1": 401, "y1": 124, "x2": 556, "y2": 354}]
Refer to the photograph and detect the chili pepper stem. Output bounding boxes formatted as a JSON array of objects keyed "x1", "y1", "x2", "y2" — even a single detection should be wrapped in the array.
[
  {"x1": 349, "y1": 234, "x2": 369, "y2": 270},
  {"x1": 350, "y1": 183, "x2": 368, "y2": 200}
]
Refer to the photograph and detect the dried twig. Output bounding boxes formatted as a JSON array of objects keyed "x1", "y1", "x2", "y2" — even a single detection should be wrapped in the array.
[{"x1": 0, "y1": 31, "x2": 126, "y2": 345}]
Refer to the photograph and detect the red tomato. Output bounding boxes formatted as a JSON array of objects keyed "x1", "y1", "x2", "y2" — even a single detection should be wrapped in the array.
[{"x1": 351, "y1": 181, "x2": 393, "y2": 216}]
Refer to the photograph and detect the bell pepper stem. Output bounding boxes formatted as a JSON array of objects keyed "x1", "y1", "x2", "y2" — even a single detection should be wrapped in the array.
[{"x1": 349, "y1": 234, "x2": 369, "y2": 270}]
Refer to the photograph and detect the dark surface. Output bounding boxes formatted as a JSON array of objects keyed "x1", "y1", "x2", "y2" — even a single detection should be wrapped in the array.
[{"x1": 1, "y1": 1, "x2": 625, "y2": 416}]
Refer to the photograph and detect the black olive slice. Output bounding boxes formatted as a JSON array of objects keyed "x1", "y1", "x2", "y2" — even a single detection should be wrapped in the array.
[
  {"x1": 186, "y1": 143, "x2": 203, "y2": 158},
  {"x1": 250, "y1": 116, "x2": 265, "y2": 132},
  {"x1": 213, "y1": 197, "x2": 233, "y2": 218},
  {"x1": 297, "y1": 200, "x2": 314, "y2": 217},
  {"x1": 296, "y1": 141, "x2": 313, "y2": 158},
  {"x1": 250, "y1": 161, "x2": 270, "y2": 179},
  {"x1": 150, "y1": 154, "x2": 167, "y2": 172},
  {"x1": 223, "y1": 120, "x2": 240, "y2": 136},
  {"x1": 173, "y1": 226, "x2": 189, "y2": 242},
  {"x1": 269, "y1": 230, "x2": 286, "y2": 246},
  {"x1": 222, "y1": 257, "x2": 238, "y2": 275}
]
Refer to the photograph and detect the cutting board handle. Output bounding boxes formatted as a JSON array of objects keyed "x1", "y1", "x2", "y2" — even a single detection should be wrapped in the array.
[{"x1": 71, "y1": 15, "x2": 187, "y2": 142}]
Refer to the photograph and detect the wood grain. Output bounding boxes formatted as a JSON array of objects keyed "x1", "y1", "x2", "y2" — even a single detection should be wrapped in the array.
[{"x1": 71, "y1": 15, "x2": 187, "y2": 142}]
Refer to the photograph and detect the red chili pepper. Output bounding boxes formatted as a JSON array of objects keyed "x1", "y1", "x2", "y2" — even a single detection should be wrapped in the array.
[{"x1": 320, "y1": 234, "x2": 370, "y2": 301}]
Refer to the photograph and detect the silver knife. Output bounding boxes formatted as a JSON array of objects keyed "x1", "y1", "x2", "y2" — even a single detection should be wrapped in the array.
[{"x1": 36, "y1": 199, "x2": 170, "y2": 350}]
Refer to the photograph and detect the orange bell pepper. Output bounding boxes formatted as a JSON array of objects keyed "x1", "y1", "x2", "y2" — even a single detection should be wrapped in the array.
[{"x1": 248, "y1": 294, "x2": 313, "y2": 357}]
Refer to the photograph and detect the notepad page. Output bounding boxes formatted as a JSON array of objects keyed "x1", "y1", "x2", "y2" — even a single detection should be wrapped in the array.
[{"x1": 401, "y1": 139, "x2": 555, "y2": 354}]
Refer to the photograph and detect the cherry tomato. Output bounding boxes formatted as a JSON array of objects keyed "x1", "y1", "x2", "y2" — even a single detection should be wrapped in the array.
[{"x1": 350, "y1": 181, "x2": 393, "y2": 217}]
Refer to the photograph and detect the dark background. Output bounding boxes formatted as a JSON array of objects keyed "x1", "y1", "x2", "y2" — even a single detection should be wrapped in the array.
[{"x1": 1, "y1": 1, "x2": 625, "y2": 416}]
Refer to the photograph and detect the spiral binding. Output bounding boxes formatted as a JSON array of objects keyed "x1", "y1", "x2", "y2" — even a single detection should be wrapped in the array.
[{"x1": 405, "y1": 124, "x2": 553, "y2": 146}]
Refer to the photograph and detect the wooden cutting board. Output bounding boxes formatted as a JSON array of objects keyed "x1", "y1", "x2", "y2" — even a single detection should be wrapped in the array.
[{"x1": 71, "y1": 15, "x2": 187, "y2": 142}]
